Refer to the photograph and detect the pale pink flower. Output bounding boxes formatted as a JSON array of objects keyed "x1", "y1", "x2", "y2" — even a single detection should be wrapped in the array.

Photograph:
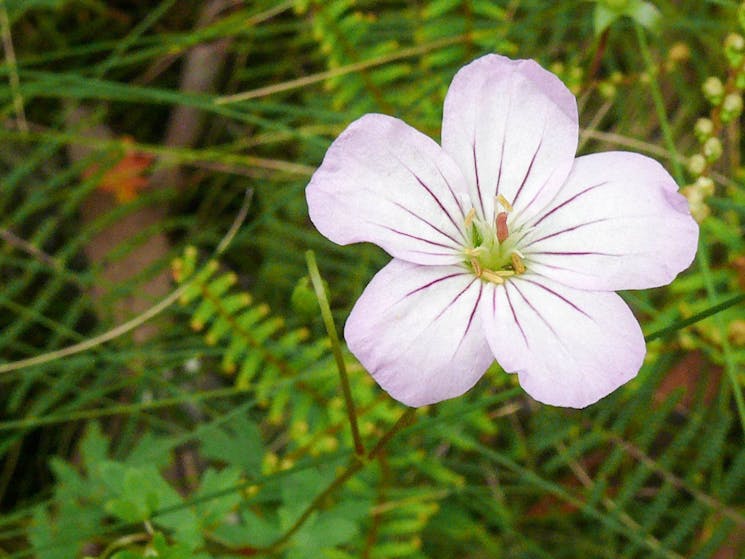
[{"x1": 306, "y1": 54, "x2": 698, "y2": 408}]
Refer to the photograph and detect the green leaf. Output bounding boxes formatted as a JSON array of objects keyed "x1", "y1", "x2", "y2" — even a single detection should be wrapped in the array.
[
  {"x1": 627, "y1": 0, "x2": 661, "y2": 31},
  {"x1": 241, "y1": 509, "x2": 282, "y2": 548},
  {"x1": 80, "y1": 422, "x2": 109, "y2": 474},
  {"x1": 594, "y1": 4, "x2": 621, "y2": 35},
  {"x1": 27, "y1": 506, "x2": 81, "y2": 559},
  {"x1": 200, "y1": 415, "x2": 264, "y2": 474},
  {"x1": 193, "y1": 466, "x2": 243, "y2": 529},
  {"x1": 593, "y1": 0, "x2": 661, "y2": 35}
]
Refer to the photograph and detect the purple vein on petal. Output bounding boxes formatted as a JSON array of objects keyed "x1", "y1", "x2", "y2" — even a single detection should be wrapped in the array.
[
  {"x1": 531, "y1": 182, "x2": 608, "y2": 227},
  {"x1": 376, "y1": 224, "x2": 458, "y2": 251},
  {"x1": 522, "y1": 218, "x2": 611, "y2": 248},
  {"x1": 402, "y1": 271, "x2": 465, "y2": 299},
  {"x1": 472, "y1": 140, "x2": 486, "y2": 218},
  {"x1": 434, "y1": 164, "x2": 468, "y2": 221},
  {"x1": 511, "y1": 138, "x2": 542, "y2": 208},
  {"x1": 434, "y1": 277, "x2": 478, "y2": 321},
  {"x1": 511, "y1": 281, "x2": 564, "y2": 344},
  {"x1": 392, "y1": 153, "x2": 465, "y2": 238},
  {"x1": 531, "y1": 250, "x2": 621, "y2": 257},
  {"x1": 390, "y1": 200, "x2": 463, "y2": 245},
  {"x1": 494, "y1": 137, "x2": 506, "y2": 203},
  {"x1": 504, "y1": 285, "x2": 529, "y2": 348},
  {"x1": 527, "y1": 260, "x2": 599, "y2": 278},
  {"x1": 455, "y1": 281, "x2": 483, "y2": 355},
  {"x1": 520, "y1": 277, "x2": 592, "y2": 320}
]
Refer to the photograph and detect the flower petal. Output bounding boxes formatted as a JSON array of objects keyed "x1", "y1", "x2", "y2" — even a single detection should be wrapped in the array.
[
  {"x1": 345, "y1": 259, "x2": 493, "y2": 407},
  {"x1": 481, "y1": 277, "x2": 645, "y2": 408},
  {"x1": 523, "y1": 152, "x2": 699, "y2": 291},
  {"x1": 306, "y1": 114, "x2": 472, "y2": 265},
  {"x1": 441, "y1": 54, "x2": 578, "y2": 222}
]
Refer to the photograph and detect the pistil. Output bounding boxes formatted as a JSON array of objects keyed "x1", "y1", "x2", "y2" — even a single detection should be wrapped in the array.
[{"x1": 462, "y1": 197, "x2": 527, "y2": 285}]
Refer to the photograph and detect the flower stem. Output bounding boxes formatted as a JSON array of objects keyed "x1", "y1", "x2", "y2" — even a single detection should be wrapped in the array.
[
  {"x1": 635, "y1": 23, "x2": 745, "y2": 433},
  {"x1": 305, "y1": 250, "x2": 365, "y2": 457},
  {"x1": 263, "y1": 407, "x2": 416, "y2": 553}
]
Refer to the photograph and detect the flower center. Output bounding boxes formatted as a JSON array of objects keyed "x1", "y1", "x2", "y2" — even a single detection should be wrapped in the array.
[{"x1": 463, "y1": 195, "x2": 526, "y2": 285}]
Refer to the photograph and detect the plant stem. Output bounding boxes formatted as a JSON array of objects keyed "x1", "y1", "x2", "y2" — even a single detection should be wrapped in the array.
[
  {"x1": 263, "y1": 407, "x2": 416, "y2": 553},
  {"x1": 305, "y1": 250, "x2": 365, "y2": 457},
  {"x1": 644, "y1": 293, "x2": 745, "y2": 342}
]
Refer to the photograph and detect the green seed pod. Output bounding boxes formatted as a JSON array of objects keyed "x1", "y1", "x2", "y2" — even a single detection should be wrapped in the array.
[
  {"x1": 694, "y1": 176, "x2": 716, "y2": 197},
  {"x1": 721, "y1": 93, "x2": 743, "y2": 123},
  {"x1": 702, "y1": 76, "x2": 725, "y2": 105},
  {"x1": 725, "y1": 33, "x2": 745, "y2": 52},
  {"x1": 702, "y1": 137, "x2": 723, "y2": 162},
  {"x1": 598, "y1": 81, "x2": 617, "y2": 99},
  {"x1": 694, "y1": 118, "x2": 714, "y2": 142},
  {"x1": 687, "y1": 153, "x2": 707, "y2": 176}
]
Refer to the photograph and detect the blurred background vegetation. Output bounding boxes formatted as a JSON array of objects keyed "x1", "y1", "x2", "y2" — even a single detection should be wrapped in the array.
[{"x1": 0, "y1": 0, "x2": 744, "y2": 557}]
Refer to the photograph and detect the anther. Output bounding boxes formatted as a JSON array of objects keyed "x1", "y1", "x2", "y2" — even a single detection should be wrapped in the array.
[
  {"x1": 481, "y1": 270, "x2": 505, "y2": 284},
  {"x1": 496, "y1": 194, "x2": 513, "y2": 213},
  {"x1": 464, "y1": 208, "x2": 476, "y2": 228},
  {"x1": 511, "y1": 253, "x2": 526, "y2": 274},
  {"x1": 470, "y1": 257, "x2": 482, "y2": 278},
  {"x1": 496, "y1": 212, "x2": 509, "y2": 243}
]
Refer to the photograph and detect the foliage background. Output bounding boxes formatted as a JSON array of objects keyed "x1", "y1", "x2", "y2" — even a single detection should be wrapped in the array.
[{"x1": 0, "y1": 0, "x2": 744, "y2": 557}]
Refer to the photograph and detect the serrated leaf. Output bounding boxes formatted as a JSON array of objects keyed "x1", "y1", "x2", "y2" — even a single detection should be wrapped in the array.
[
  {"x1": 80, "y1": 422, "x2": 109, "y2": 474},
  {"x1": 105, "y1": 497, "x2": 146, "y2": 523},
  {"x1": 593, "y1": 4, "x2": 620, "y2": 35},
  {"x1": 628, "y1": 0, "x2": 661, "y2": 31},
  {"x1": 200, "y1": 415, "x2": 264, "y2": 474},
  {"x1": 126, "y1": 431, "x2": 175, "y2": 469},
  {"x1": 241, "y1": 509, "x2": 282, "y2": 548},
  {"x1": 28, "y1": 506, "x2": 81, "y2": 559},
  {"x1": 194, "y1": 466, "x2": 243, "y2": 528}
]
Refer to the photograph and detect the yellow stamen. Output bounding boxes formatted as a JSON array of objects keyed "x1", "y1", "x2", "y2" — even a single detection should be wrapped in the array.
[
  {"x1": 464, "y1": 208, "x2": 476, "y2": 228},
  {"x1": 481, "y1": 270, "x2": 506, "y2": 284},
  {"x1": 511, "y1": 253, "x2": 526, "y2": 274},
  {"x1": 470, "y1": 257, "x2": 482, "y2": 278},
  {"x1": 497, "y1": 194, "x2": 513, "y2": 213}
]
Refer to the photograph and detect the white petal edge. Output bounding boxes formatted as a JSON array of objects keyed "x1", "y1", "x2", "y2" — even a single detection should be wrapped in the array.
[
  {"x1": 345, "y1": 259, "x2": 494, "y2": 407},
  {"x1": 522, "y1": 151, "x2": 699, "y2": 291},
  {"x1": 306, "y1": 114, "x2": 472, "y2": 266},
  {"x1": 481, "y1": 276, "x2": 645, "y2": 408},
  {"x1": 441, "y1": 54, "x2": 578, "y2": 224}
]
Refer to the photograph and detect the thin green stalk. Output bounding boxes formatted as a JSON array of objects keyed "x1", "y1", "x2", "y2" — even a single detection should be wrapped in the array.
[
  {"x1": 644, "y1": 293, "x2": 745, "y2": 342},
  {"x1": 262, "y1": 407, "x2": 416, "y2": 553},
  {"x1": 635, "y1": 23, "x2": 745, "y2": 432},
  {"x1": 0, "y1": 0, "x2": 27, "y2": 133},
  {"x1": 305, "y1": 250, "x2": 364, "y2": 457},
  {"x1": 0, "y1": 386, "x2": 250, "y2": 432}
]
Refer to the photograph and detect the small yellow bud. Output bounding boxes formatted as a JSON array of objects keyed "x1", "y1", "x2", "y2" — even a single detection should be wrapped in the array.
[
  {"x1": 728, "y1": 320, "x2": 745, "y2": 346},
  {"x1": 687, "y1": 154, "x2": 707, "y2": 176},
  {"x1": 598, "y1": 81, "x2": 617, "y2": 99},
  {"x1": 668, "y1": 42, "x2": 691, "y2": 63},
  {"x1": 725, "y1": 33, "x2": 745, "y2": 67},
  {"x1": 694, "y1": 118, "x2": 714, "y2": 142},
  {"x1": 725, "y1": 33, "x2": 745, "y2": 52},
  {"x1": 702, "y1": 137, "x2": 723, "y2": 162},
  {"x1": 721, "y1": 93, "x2": 743, "y2": 122},
  {"x1": 702, "y1": 77, "x2": 725, "y2": 105},
  {"x1": 694, "y1": 176, "x2": 715, "y2": 197}
]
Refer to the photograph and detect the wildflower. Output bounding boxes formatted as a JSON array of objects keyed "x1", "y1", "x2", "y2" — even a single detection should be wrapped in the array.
[{"x1": 306, "y1": 54, "x2": 698, "y2": 408}]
